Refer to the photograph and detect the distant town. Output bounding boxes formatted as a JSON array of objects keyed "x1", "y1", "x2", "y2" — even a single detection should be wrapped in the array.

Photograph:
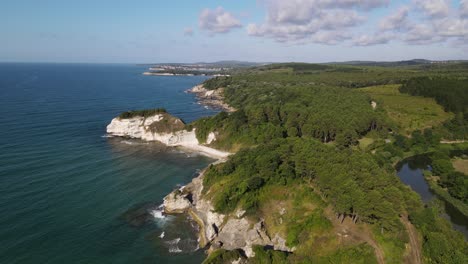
[{"x1": 142, "y1": 64, "x2": 232, "y2": 76}]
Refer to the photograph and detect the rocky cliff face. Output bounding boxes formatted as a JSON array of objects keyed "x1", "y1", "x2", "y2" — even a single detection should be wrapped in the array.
[
  {"x1": 106, "y1": 113, "x2": 229, "y2": 159},
  {"x1": 106, "y1": 114, "x2": 197, "y2": 145},
  {"x1": 187, "y1": 85, "x2": 236, "y2": 112},
  {"x1": 163, "y1": 169, "x2": 294, "y2": 258}
]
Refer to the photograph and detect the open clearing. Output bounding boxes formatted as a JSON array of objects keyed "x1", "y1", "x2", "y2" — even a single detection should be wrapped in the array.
[
  {"x1": 452, "y1": 158, "x2": 468, "y2": 175},
  {"x1": 358, "y1": 85, "x2": 452, "y2": 135}
]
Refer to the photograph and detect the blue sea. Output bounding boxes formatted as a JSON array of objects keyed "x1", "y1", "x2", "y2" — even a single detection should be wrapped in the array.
[{"x1": 0, "y1": 63, "x2": 219, "y2": 264}]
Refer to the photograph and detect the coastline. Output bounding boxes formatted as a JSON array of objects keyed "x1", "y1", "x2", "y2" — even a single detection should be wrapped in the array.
[
  {"x1": 175, "y1": 144, "x2": 230, "y2": 160},
  {"x1": 143, "y1": 72, "x2": 230, "y2": 77},
  {"x1": 104, "y1": 81, "x2": 292, "y2": 259},
  {"x1": 186, "y1": 84, "x2": 236, "y2": 112},
  {"x1": 106, "y1": 114, "x2": 231, "y2": 160}
]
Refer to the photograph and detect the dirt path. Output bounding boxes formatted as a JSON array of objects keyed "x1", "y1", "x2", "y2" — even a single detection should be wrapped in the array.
[
  {"x1": 440, "y1": 140, "x2": 466, "y2": 144},
  {"x1": 325, "y1": 207, "x2": 385, "y2": 264},
  {"x1": 401, "y1": 215, "x2": 422, "y2": 264}
]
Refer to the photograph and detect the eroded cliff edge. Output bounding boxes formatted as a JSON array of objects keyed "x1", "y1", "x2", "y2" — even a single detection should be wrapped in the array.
[
  {"x1": 106, "y1": 111, "x2": 229, "y2": 159},
  {"x1": 106, "y1": 109, "x2": 292, "y2": 259},
  {"x1": 163, "y1": 167, "x2": 294, "y2": 258}
]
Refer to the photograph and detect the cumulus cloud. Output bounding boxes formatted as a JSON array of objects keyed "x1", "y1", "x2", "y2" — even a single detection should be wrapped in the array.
[
  {"x1": 199, "y1": 7, "x2": 242, "y2": 34},
  {"x1": 247, "y1": 0, "x2": 380, "y2": 44},
  {"x1": 432, "y1": 18, "x2": 468, "y2": 37},
  {"x1": 353, "y1": 33, "x2": 393, "y2": 46},
  {"x1": 379, "y1": 6, "x2": 410, "y2": 31},
  {"x1": 248, "y1": 10, "x2": 364, "y2": 42},
  {"x1": 375, "y1": 1, "x2": 468, "y2": 46},
  {"x1": 312, "y1": 31, "x2": 352, "y2": 45},
  {"x1": 244, "y1": 0, "x2": 467, "y2": 47},
  {"x1": 461, "y1": 0, "x2": 468, "y2": 18},
  {"x1": 184, "y1": 27, "x2": 194, "y2": 36},
  {"x1": 404, "y1": 24, "x2": 442, "y2": 44},
  {"x1": 413, "y1": 0, "x2": 450, "y2": 18}
]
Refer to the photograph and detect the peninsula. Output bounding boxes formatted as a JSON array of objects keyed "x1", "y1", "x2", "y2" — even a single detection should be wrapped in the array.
[{"x1": 108, "y1": 61, "x2": 468, "y2": 264}]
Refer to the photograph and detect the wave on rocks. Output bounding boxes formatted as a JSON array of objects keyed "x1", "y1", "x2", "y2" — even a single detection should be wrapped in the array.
[
  {"x1": 166, "y1": 238, "x2": 182, "y2": 253},
  {"x1": 150, "y1": 204, "x2": 166, "y2": 220},
  {"x1": 120, "y1": 140, "x2": 149, "y2": 146}
]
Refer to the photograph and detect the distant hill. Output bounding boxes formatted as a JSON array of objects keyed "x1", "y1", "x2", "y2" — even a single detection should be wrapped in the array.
[
  {"x1": 326, "y1": 59, "x2": 468, "y2": 67},
  {"x1": 139, "y1": 59, "x2": 468, "y2": 69},
  {"x1": 139, "y1": 61, "x2": 265, "y2": 69}
]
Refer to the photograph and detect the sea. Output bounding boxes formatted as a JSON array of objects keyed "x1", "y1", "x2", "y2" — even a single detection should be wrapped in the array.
[{"x1": 0, "y1": 63, "x2": 219, "y2": 264}]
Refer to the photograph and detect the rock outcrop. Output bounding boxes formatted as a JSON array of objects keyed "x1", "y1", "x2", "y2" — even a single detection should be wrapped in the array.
[
  {"x1": 106, "y1": 113, "x2": 230, "y2": 159},
  {"x1": 187, "y1": 85, "x2": 236, "y2": 112},
  {"x1": 163, "y1": 191, "x2": 191, "y2": 214},
  {"x1": 163, "y1": 168, "x2": 294, "y2": 258}
]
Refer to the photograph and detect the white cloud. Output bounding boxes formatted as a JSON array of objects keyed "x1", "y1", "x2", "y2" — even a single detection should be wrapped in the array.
[
  {"x1": 184, "y1": 27, "x2": 194, "y2": 36},
  {"x1": 199, "y1": 7, "x2": 242, "y2": 34},
  {"x1": 353, "y1": 33, "x2": 393, "y2": 46},
  {"x1": 433, "y1": 18, "x2": 468, "y2": 37},
  {"x1": 379, "y1": 6, "x2": 410, "y2": 31},
  {"x1": 261, "y1": 0, "x2": 387, "y2": 25},
  {"x1": 413, "y1": 0, "x2": 450, "y2": 18},
  {"x1": 245, "y1": 0, "x2": 468, "y2": 48},
  {"x1": 312, "y1": 31, "x2": 352, "y2": 45},
  {"x1": 247, "y1": 0, "x2": 374, "y2": 44},
  {"x1": 461, "y1": 0, "x2": 468, "y2": 18},
  {"x1": 376, "y1": 1, "x2": 468, "y2": 46},
  {"x1": 404, "y1": 24, "x2": 442, "y2": 44}
]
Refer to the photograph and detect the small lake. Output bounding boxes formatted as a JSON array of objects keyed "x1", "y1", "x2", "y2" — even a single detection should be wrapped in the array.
[{"x1": 396, "y1": 155, "x2": 468, "y2": 239}]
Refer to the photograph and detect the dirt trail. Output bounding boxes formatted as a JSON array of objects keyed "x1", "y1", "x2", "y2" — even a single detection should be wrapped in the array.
[
  {"x1": 440, "y1": 140, "x2": 466, "y2": 144},
  {"x1": 325, "y1": 207, "x2": 385, "y2": 264},
  {"x1": 401, "y1": 215, "x2": 422, "y2": 264}
]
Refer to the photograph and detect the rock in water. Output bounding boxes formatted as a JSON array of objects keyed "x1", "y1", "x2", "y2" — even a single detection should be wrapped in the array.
[{"x1": 163, "y1": 191, "x2": 191, "y2": 214}]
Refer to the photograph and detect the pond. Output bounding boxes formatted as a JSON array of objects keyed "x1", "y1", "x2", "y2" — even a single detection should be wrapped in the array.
[{"x1": 396, "y1": 155, "x2": 468, "y2": 239}]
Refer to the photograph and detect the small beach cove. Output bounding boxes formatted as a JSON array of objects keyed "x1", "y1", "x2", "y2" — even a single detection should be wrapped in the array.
[{"x1": 396, "y1": 155, "x2": 468, "y2": 239}]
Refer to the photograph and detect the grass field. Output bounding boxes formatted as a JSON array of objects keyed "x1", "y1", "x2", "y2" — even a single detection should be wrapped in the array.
[
  {"x1": 358, "y1": 85, "x2": 452, "y2": 135},
  {"x1": 452, "y1": 158, "x2": 468, "y2": 175}
]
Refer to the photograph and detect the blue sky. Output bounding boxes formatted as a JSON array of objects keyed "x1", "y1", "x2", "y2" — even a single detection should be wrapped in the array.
[{"x1": 1, "y1": 0, "x2": 467, "y2": 63}]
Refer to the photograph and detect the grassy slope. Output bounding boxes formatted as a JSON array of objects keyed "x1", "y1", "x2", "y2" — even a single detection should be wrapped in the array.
[{"x1": 358, "y1": 85, "x2": 452, "y2": 135}]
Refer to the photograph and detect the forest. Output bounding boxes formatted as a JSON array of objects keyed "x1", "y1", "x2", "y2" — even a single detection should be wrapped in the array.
[
  {"x1": 191, "y1": 62, "x2": 468, "y2": 263},
  {"x1": 118, "y1": 108, "x2": 167, "y2": 119},
  {"x1": 195, "y1": 79, "x2": 388, "y2": 151}
]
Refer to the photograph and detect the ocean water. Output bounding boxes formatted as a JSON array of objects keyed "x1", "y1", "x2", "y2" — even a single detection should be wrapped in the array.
[{"x1": 0, "y1": 63, "x2": 219, "y2": 264}]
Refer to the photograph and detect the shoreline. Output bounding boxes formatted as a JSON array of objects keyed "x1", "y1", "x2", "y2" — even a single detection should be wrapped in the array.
[
  {"x1": 143, "y1": 72, "x2": 230, "y2": 77},
  {"x1": 423, "y1": 173, "x2": 468, "y2": 219},
  {"x1": 175, "y1": 143, "x2": 230, "y2": 160},
  {"x1": 186, "y1": 84, "x2": 236, "y2": 112}
]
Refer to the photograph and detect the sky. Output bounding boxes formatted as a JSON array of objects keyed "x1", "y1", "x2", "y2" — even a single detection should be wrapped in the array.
[{"x1": 1, "y1": 0, "x2": 467, "y2": 63}]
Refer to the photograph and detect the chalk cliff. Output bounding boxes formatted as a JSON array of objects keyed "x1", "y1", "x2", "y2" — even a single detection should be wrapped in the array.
[{"x1": 106, "y1": 113, "x2": 229, "y2": 159}]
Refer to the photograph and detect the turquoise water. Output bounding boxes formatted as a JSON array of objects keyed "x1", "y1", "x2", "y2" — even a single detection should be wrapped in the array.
[{"x1": 0, "y1": 63, "x2": 218, "y2": 263}]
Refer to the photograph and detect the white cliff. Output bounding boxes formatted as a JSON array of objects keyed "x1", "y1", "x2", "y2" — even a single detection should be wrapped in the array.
[{"x1": 106, "y1": 114, "x2": 230, "y2": 159}]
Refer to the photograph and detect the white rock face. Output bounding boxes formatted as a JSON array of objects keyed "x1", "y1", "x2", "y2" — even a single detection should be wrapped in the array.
[
  {"x1": 206, "y1": 132, "x2": 217, "y2": 144},
  {"x1": 163, "y1": 191, "x2": 191, "y2": 213},
  {"x1": 162, "y1": 167, "x2": 293, "y2": 259},
  {"x1": 106, "y1": 115, "x2": 196, "y2": 145},
  {"x1": 106, "y1": 114, "x2": 230, "y2": 159},
  {"x1": 196, "y1": 198, "x2": 225, "y2": 241}
]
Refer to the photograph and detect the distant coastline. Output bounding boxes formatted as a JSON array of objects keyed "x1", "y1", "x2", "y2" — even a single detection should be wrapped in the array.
[
  {"x1": 142, "y1": 71, "x2": 229, "y2": 77},
  {"x1": 142, "y1": 63, "x2": 231, "y2": 77}
]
